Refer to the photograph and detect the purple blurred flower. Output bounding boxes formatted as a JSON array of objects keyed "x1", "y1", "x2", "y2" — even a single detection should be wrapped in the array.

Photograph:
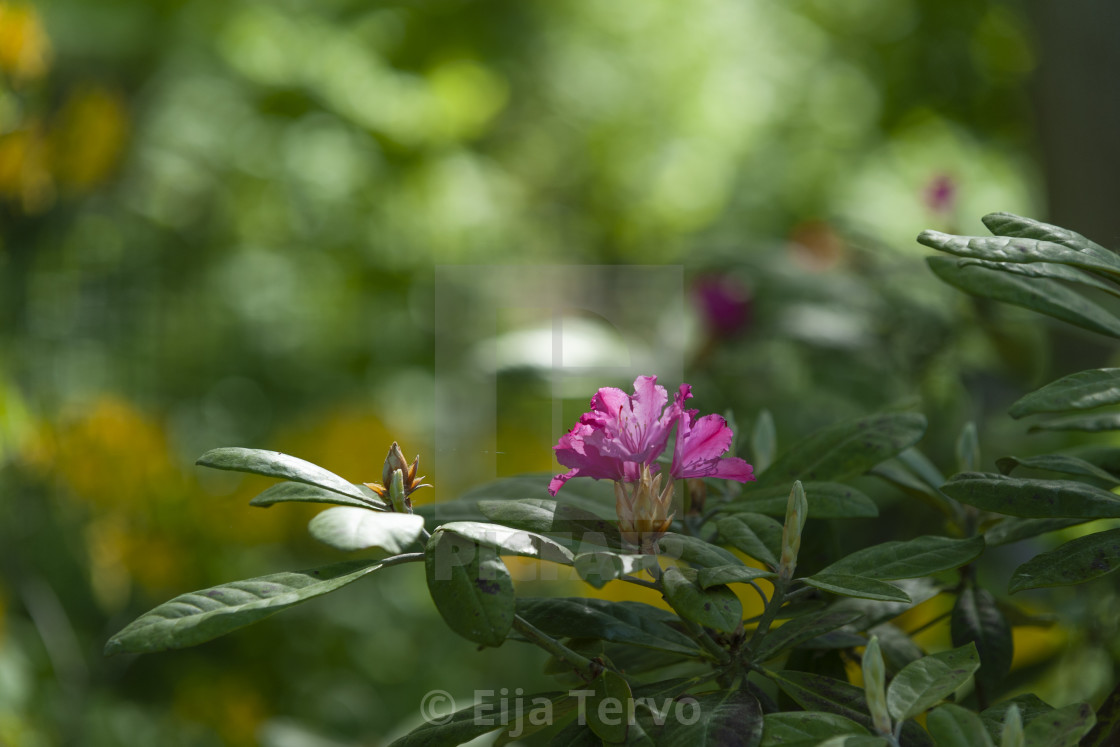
[
  {"x1": 693, "y1": 275, "x2": 753, "y2": 338},
  {"x1": 925, "y1": 173, "x2": 956, "y2": 215}
]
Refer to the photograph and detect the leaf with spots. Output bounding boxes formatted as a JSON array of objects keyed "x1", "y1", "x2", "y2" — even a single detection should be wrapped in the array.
[
  {"x1": 1008, "y1": 528, "x2": 1120, "y2": 593},
  {"x1": 105, "y1": 558, "x2": 386, "y2": 655},
  {"x1": 659, "y1": 691, "x2": 763, "y2": 747},
  {"x1": 886, "y1": 643, "x2": 980, "y2": 722},
  {"x1": 425, "y1": 530, "x2": 514, "y2": 647},
  {"x1": 940, "y1": 474, "x2": 1120, "y2": 519},
  {"x1": 661, "y1": 566, "x2": 743, "y2": 633}
]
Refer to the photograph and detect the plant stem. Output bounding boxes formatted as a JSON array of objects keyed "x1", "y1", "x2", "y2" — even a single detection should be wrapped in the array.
[
  {"x1": 380, "y1": 552, "x2": 425, "y2": 567},
  {"x1": 677, "y1": 616, "x2": 731, "y2": 665},
  {"x1": 512, "y1": 615, "x2": 602, "y2": 681},
  {"x1": 746, "y1": 579, "x2": 787, "y2": 654}
]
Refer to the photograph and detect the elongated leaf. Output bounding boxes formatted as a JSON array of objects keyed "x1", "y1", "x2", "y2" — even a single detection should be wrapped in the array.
[
  {"x1": 887, "y1": 643, "x2": 980, "y2": 721},
  {"x1": 1010, "y1": 369, "x2": 1120, "y2": 418},
  {"x1": 439, "y1": 521, "x2": 574, "y2": 564},
  {"x1": 105, "y1": 559, "x2": 385, "y2": 654},
  {"x1": 515, "y1": 597, "x2": 699, "y2": 655},
  {"x1": 250, "y1": 480, "x2": 386, "y2": 510},
  {"x1": 1022, "y1": 702, "x2": 1096, "y2": 747},
  {"x1": 822, "y1": 536, "x2": 984, "y2": 581},
  {"x1": 657, "y1": 533, "x2": 744, "y2": 568},
  {"x1": 751, "y1": 611, "x2": 862, "y2": 663},
  {"x1": 478, "y1": 499, "x2": 622, "y2": 549},
  {"x1": 753, "y1": 414, "x2": 927, "y2": 488},
  {"x1": 752, "y1": 410, "x2": 777, "y2": 475},
  {"x1": 197, "y1": 447, "x2": 376, "y2": 505},
  {"x1": 955, "y1": 259, "x2": 1120, "y2": 301},
  {"x1": 952, "y1": 585, "x2": 1012, "y2": 698},
  {"x1": 995, "y1": 454, "x2": 1120, "y2": 485},
  {"x1": 926, "y1": 256, "x2": 1120, "y2": 340},
  {"x1": 661, "y1": 567, "x2": 742, "y2": 633},
  {"x1": 982, "y1": 212, "x2": 1112, "y2": 255},
  {"x1": 425, "y1": 531, "x2": 513, "y2": 647},
  {"x1": 727, "y1": 482, "x2": 879, "y2": 519},
  {"x1": 927, "y1": 704, "x2": 995, "y2": 747},
  {"x1": 660, "y1": 691, "x2": 763, "y2": 747},
  {"x1": 1008, "y1": 528, "x2": 1120, "y2": 593},
  {"x1": 957, "y1": 422, "x2": 980, "y2": 473},
  {"x1": 587, "y1": 670, "x2": 632, "y2": 744},
  {"x1": 573, "y1": 552, "x2": 658, "y2": 588},
  {"x1": 390, "y1": 691, "x2": 570, "y2": 747},
  {"x1": 766, "y1": 671, "x2": 872, "y2": 729},
  {"x1": 870, "y1": 460, "x2": 961, "y2": 520},
  {"x1": 718, "y1": 514, "x2": 782, "y2": 567},
  {"x1": 308, "y1": 508, "x2": 424, "y2": 554},
  {"x1": 699, "y1": 564, "x2": 775, "y2": 589},
  {"x1": 941, "y1": 473, "x2": 1120, "y2": 518},
  {"x1": 918, "y1": 230, "x2": 1120, "y2": 279},
  {"x1": 1028, "y1": 413, "x2": 1120, "y2": 433},
  {"x1": 761, "y1": 711, "x2": 868, "y2": 745},
  {"x1": 826, "y1": 578, "x2": 939, "y2": 629},
  {"x1": 980, "y1": 695, "x2": 1054, "y2": 743},
  {"x1": 983, "y1": 517, "x2": 1087, "y2": 546},
  {"x1": 804, "y1": 574, "x2": 911, "y2": 603}
]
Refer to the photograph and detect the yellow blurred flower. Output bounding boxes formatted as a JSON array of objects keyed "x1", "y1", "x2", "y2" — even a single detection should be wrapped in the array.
[
  {"x1": 49, "y1": 86, "x2": 128, "y2": 190},
  {"x1": 0, "y1": 2, "x2": 51, "y2": 82}
]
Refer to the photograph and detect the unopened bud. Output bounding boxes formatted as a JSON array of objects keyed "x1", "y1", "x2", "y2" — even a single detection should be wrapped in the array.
[
  {"x1": 615, "y1": 464, "x2": 675, "y2": 553},
  {"x1": 862, "y1": 636, "x2": 891, "y2": 737},
  {"x1": 389, "y1": 468, "x2": 410, "y2": 513},
  {"x1": 383, "y1": 442, "x2": 410, "y2": 489},
  {"x1": 778, "y1": 481, "x2": 807, "y2": 583}
]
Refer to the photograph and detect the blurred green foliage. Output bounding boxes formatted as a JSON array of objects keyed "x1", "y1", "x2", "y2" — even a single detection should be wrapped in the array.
[{"x1": 6, "y1": 0, "x2": 1114, "y2": 744}]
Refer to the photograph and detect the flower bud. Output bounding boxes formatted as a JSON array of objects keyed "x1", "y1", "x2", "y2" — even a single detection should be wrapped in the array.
[
  {"x1": 862, "y1": 636, "x2": 892, "y2": 737},
  {"x1": 615, "y1": 464, "x2": 675, "y2": 553},
  {"x1": 382, "y1": 442, "x2": 410, "y2": 489},
  {"x1": 778, "y1": 481, "x2": 807, "y2": 584},
  {"x1": 365, "y1": 442, "x2": 431, "y2": 510}
]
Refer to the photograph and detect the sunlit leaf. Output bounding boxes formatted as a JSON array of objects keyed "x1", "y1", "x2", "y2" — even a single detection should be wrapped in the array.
[
  {"x1": 251, "y1": 480, "x2": 386, "y2": 510},
  {"x1": 1008, "y1": 528, "x2": 1120, "y2": 593},
  {"x1": 918, "y1": 229, "x2": 1120, "y2": 280},
  {"x1": 425, "y1": 531, "x2": 513, "y2": 647},
  {"x1": 982, "y1": 212, "x2": 1111, "y2": 256},
  {"x1": 573, "y1": 552, "x2": 658, "y2": 588},
  {"x1": 197, "y1": 447, "x2": 378, "y2": 505},
  {"x1": 439, "y1": 520, "x2": 574, "y2": 564},
  {"x1": 308, "y1": 508, "x2": 425, "y2": 554}
]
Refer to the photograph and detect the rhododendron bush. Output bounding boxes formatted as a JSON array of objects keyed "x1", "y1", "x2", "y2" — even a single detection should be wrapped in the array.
[{"x1": 106, "y1": 215, "x2": 1120, "y2": 746}]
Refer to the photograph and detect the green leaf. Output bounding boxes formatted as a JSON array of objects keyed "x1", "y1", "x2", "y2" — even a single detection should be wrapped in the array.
[
  {"x1": 698, "y1": 564, "x2": 775, "y2": 589},
  {"x1": 196, "y1": 447, "x2": 377, "y2": 506},
  {"x1": 515, "y1": 597, "x2": 700, "y2": 655},
  {"x1": 1008, "y1": 527, "x2": 1120, "y2": 593},
  {"x1": 587, "y1": 670, "x2": 632, "y2": 744},
  {"x1": 660, "y1": 691, "x2": 763, "y2": 747},
  {"x1": 952, "y1": 585, "x2": 1012, "y2": 698},
  {"x1": 926, "y1": 256, "x2": 1120, "y2": 340},
  {"x1": 1082, "y1": 681, "x2": 1120, "y2": 747},
  {"x1": 424, "y1": 531, "x2": 513, "y2": 647},
  {"x1": 1009, "y1": 369, "x2": 1120, "y2": 418},
  {"x1": 478, "y1": 498, "x2": 622, "y2": 548},
  {"x1": 804, "y1": 574, "x2": 911, "y2": 603},
  {"x1": 717, "y1": 514, "x2": 783, "y2": 567},
  {"x1": 981, "y1": 212, "x2": 1110, "y2": 254},
  {"x1": 870, "y1": 459, "x2": 961, "y2": 520},
  {"x1": 766, "y1": 670, "x2": 872, "y2": 729},
  {"x1": 439, "y1": 521, "x2": 574, "y2": 564},
  {"x1": 983, "y1": 517, "x2": 1087, "y2": 546},
  {"x1": 953, "y1": 259, "x2": 1120, "y2": 301},
  {"x1": 827, "y1": 578, "x2": 939, "y2": 629},
  {"x1": 307, "y1": 508, "x2": 424, "y2": 554},
  {"x1": 1028, "y1": 413, "x2": 1120, "y2": 433},
  {"x1": 389, "y1": 691, "x2": 569, "y2": 747},
  {"x1": 250, "y1": 480, "x2": 385, "y2": 510},
  {"x1": 957, "y1": 422, "x2": 980, "y2": 473},
  {"x1": 752, "y1": 410, "x2": 777, "y2": 475},
  {"x1": 816, "y1": 738, "x2": 889, "y2": 747},
  {"x1": 573, "y1": 552, "x2": 659, "y2": 588},
  {"x1": 940, "y1": 473, "x2": 1120, "y2": 518},
  {"x1": 886, "y1": 643, "x2": 980, "y2": 721},
  {"x1": 657, "y1": 532, "x2": 745, "y2": 569},
  {"x1": 661, "y1": 567, "x2": 742, "y2": 633},
  {"x1": 753, "y1": 413, "x2": 927, "y2": 488},
  {"x1": 995, "y1": 454, "x2": 1120, "y2": 485},
  {"x1": 822, "y1": 536, "x2": 985, "y2": 581},
  {"x1": 927, "y1": 704, "x2": 995, "y2": 747},
  {"x1": 1022, "y1": 702, "x2": 1096, "y2": 747},
  {"x1": 918, "y1": 229, "x2": 1120, "y2": 280},
  {"x1": 761, "y1": 711, "x2": 869, "y2": 745},
  {"x1": 105, "y1": 559, "x2": 385, "y2": 655},
  {"x1": 751, "y1": 611, "x2": 862, "y2": 663},
  {"x1": 725, "y1": 482, "x2": 879, "y2": 519}
]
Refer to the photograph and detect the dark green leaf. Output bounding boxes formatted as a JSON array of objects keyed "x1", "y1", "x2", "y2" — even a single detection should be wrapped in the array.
[
  {"x1": 573, "y1": 552, "x2": 658, "y2": 588},
  {"x1": 1008, "y1": 528, "x2": 1120, "y2": 593},
  {"x1": 982, "y1": 212, "x2": 1111, "y2": 255},
  {"x1": 308, "y1": 508, "x2": 424, "y2": 554},
  {"x1": 718, "y1": 513, "x2": 782, "y2": 567},
  {"x1": 725, "y1": 482, "x2": 879, "y2": 519},
  {"x1": 753, "y1": 413, "x2": 927, "y2": 488},
  {"x1": 761, "y1": 711, "x2": 868, "y2": 745},
  {"x1": 657, "y1": 532, "x2": 744, "y2": 568},
  {"x1": 918, "y1": 229, "x2": 1120, "y2": 280},
  {"x1": 886, "y1": 643, "x2": 980, "y2": 721},
  {"x1": 1022, "y1": 702, "x2": 1096, "y2": 747},
  {"x1": 804, "y1": 574, "x2": 911, "y2": 603},
  {"x1": 425, "y1": 531, "x2": 513, "y2": 647},
  {"x1": 957, "y1": 422, "x2": 980, "y2": 473},
  {"x1": 980, "y1": 695, "x2": 1053, "y2": 743},
  {"x1": 478, "y1": 498, "x2": 622, "y2": 548},
  {"x1": 951, "y1": 585, "x2": 1012, "y2": 698},
  {"x1": 439, "y1": 520, "x2": 574, "y2": 564},
  {"x1": 698, "y1": 564, "x2": 775, "y2": 589},
  {"x1": 1028, "y1": 413, "x2": 1120, "y2": 433},
  {"x1": 995, "y1": 454, "x2": 1120, "y2": 485},
  {"x1": 250, "y1": 480, "x2": 385, "y2": 510},
  {"x1": 751, "y1": 611, "x2": 862, "y2": 662},
  {"x1": 926, "y1": 256, "x2": 1120, "y2": 340},
  {"x1": 515, "y1": 598, "x2": 699, "y2": 655},
  {"x1": 827, "y1": 578, "x2": 940, "y2": 629},
  {"x1": 766, "y1": 670, "x2": 872, "y2": 729},
  {"x1": 954, "y1": 259, "x2": 1120, "y2": 301},
  {"x1": 940, "y1": 473, "x2": 1120, "y2": 518},
  {"x1": 660, "y1": 691, "x2": 763, "y2": 747},
  {"x1": 1009, "y1": 369, "x2": 1120, "y2": 418},
  {"x1": 926, "y1": 704, "x2": 995, "y2": 747},
  {"x1": 869, "y1": 460, "x2": 961, "y2": 520},
  {"x1": 197, "y1": 447, "x2": 378, "y2": 505},
  {"x1": 105, "y1": 559, "x2": 385, "y2": 655},
  {"x1": 389, "y1": 691, "x2": 569, "y2": 747},
  {"x1": 661, "y1": 567, "x2": 742, "y2": 633},
  {"x1": 1082, "y1": 680, "x2": 1120, "y2": 747},
  {"x1": 587, "y1": 670, "x2": 632, "y2": 744},
  {"x1": 869, "y1": 623, "x2": 924, "y2": 672},
  {"x1": 822, "y1": 536, "x2": 985, "y2": 580},
  {"x1": 983, "y1": 517, "x2": 1087, "y2": 546}
]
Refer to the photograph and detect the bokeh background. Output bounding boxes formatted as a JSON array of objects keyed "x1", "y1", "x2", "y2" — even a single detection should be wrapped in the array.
[{"x1": 2, "y1": 0, "x2": 1119, "y2": 744}]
